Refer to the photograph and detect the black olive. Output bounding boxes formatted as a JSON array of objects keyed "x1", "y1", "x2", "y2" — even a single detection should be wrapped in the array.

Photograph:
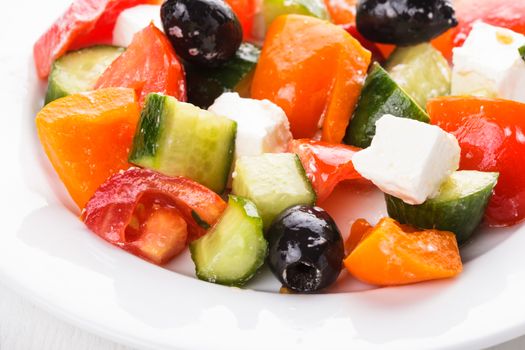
[
  {"x1": 267, "y1": 205, "x2": 344, "y2": 293},
  {"x1": 160, "y1": 0, "x2": 243, "y2": 67},
  {"x1": 356, "y1": 0, "x2": 458, "y2": 46}
]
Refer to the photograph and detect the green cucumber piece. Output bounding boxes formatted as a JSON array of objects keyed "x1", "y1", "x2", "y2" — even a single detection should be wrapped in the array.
[
  {"x1": 129, "y1": 93, "x2": 237, "y2": 193},
  {"x1": 232, "y1": 153, "x2": 316, "y2": 229},
  {"x1": 385, "y1": 43, "x2": 451, "y2": 109},
  {"x1": 386, "y1": 171, "x2": 499, "y2": 244},
  {"x1": 520, "y1": 45, "x2": 525, "y2": 62},
  {"x1": 190, "y1": 195, "x2": 267, "y2": 286},
  {"x1": 344, "y1": 62, "x2": 430, "y2": 148},
  {"x1": 45, "y1": 45, "x2": 124, "y2": 105},
  {"x1": 263, "y1": 0, "x2": 330, "y2": 29},
  {"x1": 185, "y1": 43, "x2": 261, "y2": 109}
]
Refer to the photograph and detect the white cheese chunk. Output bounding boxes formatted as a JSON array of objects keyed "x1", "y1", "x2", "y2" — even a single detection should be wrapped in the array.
[
  {"x1": 208, "y1": 93, "x2": 292, "y2": 162},
  {"x1": 352, "y1": 115, "x2": 461, "y2": 205},
  {"x1": 113, "y1": 5, "x2": 163, "y2": 47},
  {"x1": 451, "y1": 21, "x2": 525, "y2": 102}
]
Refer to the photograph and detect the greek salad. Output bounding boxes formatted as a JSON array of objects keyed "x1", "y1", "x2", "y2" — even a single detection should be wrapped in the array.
[{"x1": 33, "y1": 0, "x2": 525, "y2": 293}]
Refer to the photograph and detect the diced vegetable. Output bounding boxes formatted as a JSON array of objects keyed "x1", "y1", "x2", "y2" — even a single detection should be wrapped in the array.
[
  {"x1": 232, "y1": 153, "x2": 316, "y2": 228},
  {"x1": 267, "y1": 205, "x2": 344, "y2": 293},
  {"x1": 33, "y1": 0, "x2": 157, "y2": 78},
  {"x1": 342, "y1": 24, "x2": 387, "y2": 63},
  {"x1": 386, "y1": 171, "x2": 499, "y2": 244},
  {"x1": 344, "y1": 63, "x2": 430, "y2": 148},
  {"x1": 35, "y1": 88, "x2": 140, "y2": 209},
  {"x1": 351, "y1": 115, "x2": 460, "y2": 205},
  {"x1": 186, "y1": 43, "x2": 261, "y2": 109},
  {"x1": 344, "y1": 218, "x2": 462, "y2": 286},
  {"x1": 251, "y1": 15, "x2": 371, "y2": 143},
  {"x1": 225, "y1": 0, "x2": 256, "y2": 41},
  {"x1": 356, "y1": 0, "x2": 457, "y2": 46},
  {"x1": 428, "y1": 97, "x2": 525, "y2": 227},
  {"x1": 83, "y1": 168, "x2": 227, "y2": 263},
  {"x1": 190, "y1": 195, "x2": 267, "y2": 286},
  {"x1": 263, "y1": 0, "x2": 330, "y2": 33},
  {"x1": 344, "y1": 219, "x2": 372, "y2": 254},
  {"x1": 323, "y1": 0, "x2": 357, "y2": 25},
  {"x1": 129, "y1": 93, "x2": 237, "y2": 194},
  {"x1": 95, "y1": 23, "x2": 186, "y2": 105},
  {"x1": 45, "y1": 45, "x2": 124, "y2": 105},
  {"x1": 112, "y1": 4, "x2": 162, "y2": 47},
  {"x1": 385, "y1": 43, "x2": 451, "y2": 109},
  {"x1": 520, "y1": 45, "x2": 525, "y2": 62},
  {"x1": 161, "y1": 0, "x2": 242, "y2": 67},
  {"x1": 289, "y1": 139, "x2": 364, "y2": 203},
  {"x1": 432, "y1": 0, "x2": 525, "y2": 61}
]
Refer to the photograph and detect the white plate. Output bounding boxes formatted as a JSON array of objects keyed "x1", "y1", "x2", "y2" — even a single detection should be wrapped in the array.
[{"x1": 2, "y1": 1, "x2": 525, "y2": 349}]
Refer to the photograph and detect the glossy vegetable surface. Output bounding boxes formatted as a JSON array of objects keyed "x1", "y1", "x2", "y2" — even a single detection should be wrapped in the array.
[
  {"x1": 161, "y1": 0, "x2": 242, "y2": 67},
  {"x1": 428, "y1": 97, "x2": 525, "y2": 227},
  {"x1": 251, "y1": 14, "x2": 371, "y2": 143},
  {"x1": 356, "y1": 0, "x2": 458, "y2": 46},
  {"x1": 344, "y1": 218, "x2": 372, "y2": 254},
  {"x1": 83, "y1": 168, "x2": 227, "y2": 263},
  {"x1": 95, "y1": 23, "x2": 186, "y2": 105},
  {"x1": 324, "y1": 0, "x2": 357, "y2": 24},
  {"x1": 289, "y1": 139, "x2": 364, "y2": 203},
  {"x1": 35, "y1": 88, "x2": 140, "y2": 209},
  {"x1": 344, "y1": 218, "x2": 462, "y2": 286},
  {"x1": 225, "y1": 0, "x2": 256, "y2": 40},
  {"x1": 268, "y1": 205, "x2": 344, "y2": 293}
]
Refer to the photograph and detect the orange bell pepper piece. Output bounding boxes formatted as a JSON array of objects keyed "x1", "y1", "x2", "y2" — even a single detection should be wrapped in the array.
[
  {"x1": 324, "y1": 0, "x2": 357, "y2": 25},
  {"x1": 36, "y1": 88, "x2": 140, "y2": 209},
  {"x1": 344, "y1": 218, "x2": 462, "y2": 286},
  {"x1": 251, "y1": 15, "x2": 371, "y2": 143},
  {"x1": 344, "y1": 218, "x2": 373, "y2": 255}
]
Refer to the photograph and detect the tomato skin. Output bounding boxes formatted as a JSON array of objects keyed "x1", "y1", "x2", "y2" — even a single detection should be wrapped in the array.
[
  {"x1": 251, "y1": 15, "x2": 371, "y2": 143},
  {"x1": 428, "y1": 97, "x2": 525, "y2": 227},
  {"x1": 95, "y1": 23, "x2": 186, "y2": 105},
  {"x1": 432, "y1": 0, "x2": 525, "y2": 61},
  {"x1": 83, "y1": 168, "x2": 227, "y2": 263},
  {"x1": 289, "y1": 139, "x2": 365, "y2": 203},
  {"x1": 225, "y1": 0, "x2": 256, "y2": 40}
]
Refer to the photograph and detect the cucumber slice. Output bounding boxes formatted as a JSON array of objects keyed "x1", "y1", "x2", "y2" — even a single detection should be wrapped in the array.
[
  {"x1": 385, "y1": 43, "x2": 451, "y2": 109},
  {"x1": 129, "y1": 93, "x2": 237, "y2": 193},
  {"x1": 45, "y1": 46, "x2": 124, "y2": 105},
  {"x1": 232, "y1": 153, "x2": 316, "y2": 229},
  {"x1": 263, "y1": 0, "x2": 330, "y2": 29},
  {"x1": 190, "y1": 195, "x2": 267, "y2": 286},
  {"x1": 185, "y1": 43, "x2": 261, "y2": 109},
  {"x1": 386, "y1": 171, "x2": 499, "y2": 244},
  {"x1": 344, "y1": 62, "x2": 430, "y2": 148}
]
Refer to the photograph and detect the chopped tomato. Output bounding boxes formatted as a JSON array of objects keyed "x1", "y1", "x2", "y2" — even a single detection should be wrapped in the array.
[
  {"x1": 324, "y1": 0, "x2": 357, "y2": 25},
  {"x1": 432, "y1": 0, "x2": 525, "y2": 61},
  {"x1": 344, "y1": 218, "x2": 372, "y2": 254},
  {"x1": 83, "y1": 168, "x2": 227, "y2": 263},
  {"x1": 289, "y1": 139, "x2": 365, "y2": 203},
  {"x1": 95, "y1": 23, "x2": 186, "y2": 104},
  {"x1": 225, "y1": 0, "x2": 256, "y2": 41},
  {"x1": 344, "y1": 218, "x2": 462, "y2": 286},
  {"x1": 251, "y1": 15, "x2": 371, "y2": 143},
  {"x1": 428, "y1": 97, "x2": 525, "y2": 227},
  {"x1": 33, "y1": 0, "x2": 159, "y2": 78},
  {"x1": 342, "y1": 24, "x2": 386, "y2": 63},
  {"x1": 35, "y1": 88, "x2": 140, "y2": 209}
]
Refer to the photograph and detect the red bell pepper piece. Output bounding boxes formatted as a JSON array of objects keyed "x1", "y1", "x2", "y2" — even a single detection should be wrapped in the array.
[
  {"x1": 95, "y1": 23, "x2": 186, "y2": 105},
  {"x1": 225, "y1": 0, "x2": 256, "y2": 41},
  {"x1": 428, "y1": 97, "x2": 525, "y2": 227},
  {"x1": 432, "y1": 0, "x2": 525, "y2": 61},
  {"x1": 289, "y1": 139, "x2": 365, "y2": 203},
  {"x1": 82, "y1": 168, "x2": 227, "y2": 264}
]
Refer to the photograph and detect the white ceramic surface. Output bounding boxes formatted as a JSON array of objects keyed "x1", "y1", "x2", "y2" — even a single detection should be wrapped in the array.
[{"x1": 1, "y1": 1, "x2": 525, "y2": 349}]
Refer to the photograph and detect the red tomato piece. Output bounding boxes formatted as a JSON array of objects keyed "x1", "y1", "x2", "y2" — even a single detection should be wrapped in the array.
[
  {"x1": 342, "y1": 24, "x2": 386, "y2": 63},
  {"x1": 33, "y1": 0, "x2": 110, "y2": 78},
  {"x1": 82, "y1": 168, "x2": 227, "y2": 263},
  {"x1": 95, "y1": 23, "x2": 186, "y2": 104},
  {"x1": 289, "y1": 139, "x2": 365, "y2": 203},
  {"x1": 432, "y1": 0, "x2": 525, "y2": 61},
  {"x1": 225, "y1": 0, "x2": 256, "y2": 41},
  {"x1": 428, "y1": 97, "x2": 525, "y2": 227}
]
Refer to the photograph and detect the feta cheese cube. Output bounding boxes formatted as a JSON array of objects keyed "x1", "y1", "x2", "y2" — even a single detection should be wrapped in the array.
[
  {"x1": 352, "y1": 115, "x2": 460, "y2": 205},
  {"x1": 208, "y1": 93, "x2": 292, "y2": 161},
  {"x1": 451, "y1": 22, "x2": 525, "y2": 103},
  {"x1": 113, "y1": 5, "x2": 163, "y2": 47}
]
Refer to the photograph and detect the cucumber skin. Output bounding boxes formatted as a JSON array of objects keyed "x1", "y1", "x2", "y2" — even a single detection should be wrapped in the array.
[
  {"x1": 189, "y1": 195, "x2": 268, "y2": 287},
  {"x1": 344, "y1": 63, "x2": 430, "y2": 148},
  {"x1": 186, "y1": 43, "x2": 261, "y2": 109},
  {"x1": 385, "y1": 185, "x2": 495, "y2": 244}
]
